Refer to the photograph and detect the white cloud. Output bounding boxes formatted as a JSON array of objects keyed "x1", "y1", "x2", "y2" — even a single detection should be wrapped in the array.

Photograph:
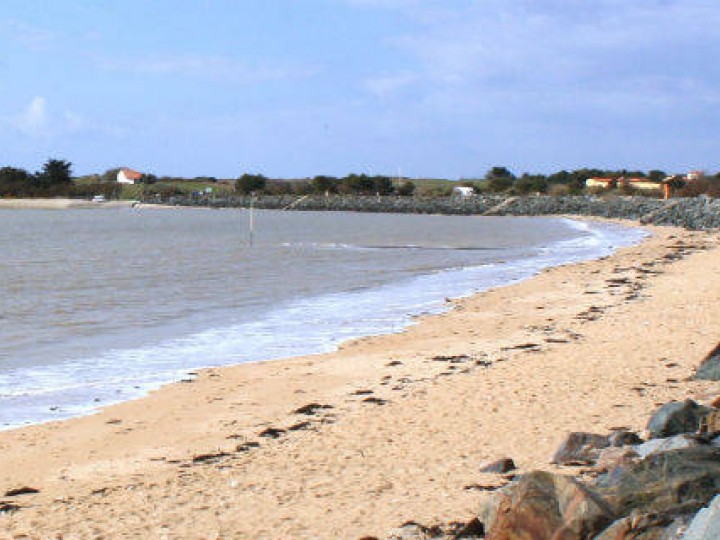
[
  {"x1": 5, "y1": 98, "x2": 126, "y2": 140},
  {"x1": 0, "y1": 19, "x2": 55, "y2": 49},
  {"x1": 14, "y1": 97, "x2": 48, "y2": 136},
  {"x1": 361, "y1": 1, "x2": 720, "y2": 117}
]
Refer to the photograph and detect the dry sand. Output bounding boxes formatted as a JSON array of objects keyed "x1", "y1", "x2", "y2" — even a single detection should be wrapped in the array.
[{"x1": 0, "y1": 221, "x2": 719, "y2": 539}]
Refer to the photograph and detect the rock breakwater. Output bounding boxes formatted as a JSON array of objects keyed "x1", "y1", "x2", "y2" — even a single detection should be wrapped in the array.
[
  {"x1": 161, "y1": 194, "x2": 720, "y2": 231},
  {"x1": 368, "y1": 351, "x2": 720, "y2": 540},
  {"x1": 372, "y1": 400, "x2": 720, "y2": 539}
]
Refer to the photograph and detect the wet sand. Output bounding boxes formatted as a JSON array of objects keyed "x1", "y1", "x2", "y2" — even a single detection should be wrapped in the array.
[
  {"x1": 0, "y1": 198, "x2": 139, "y2": 210},
  {"x1": 0, "y1": 222, "x2": 718, "y2": 539}
]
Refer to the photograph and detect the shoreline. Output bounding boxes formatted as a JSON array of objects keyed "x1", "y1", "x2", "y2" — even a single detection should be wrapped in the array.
[
  {"x1": 1, "y1": 219, "x2": 719, "y2": 537},
  {"x1": 0, "y1": 198, "x2": 138, "y2": 210}
]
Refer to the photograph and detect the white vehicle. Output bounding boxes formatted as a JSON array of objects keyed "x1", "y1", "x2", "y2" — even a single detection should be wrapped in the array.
[{"x1": 92, "y1": 195, "x2": 106, "y2": 203}]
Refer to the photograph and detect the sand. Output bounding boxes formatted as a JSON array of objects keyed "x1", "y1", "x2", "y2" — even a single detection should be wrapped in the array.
[{"x1": 1, "y1": 221, "x2": 719, "y2": 539}]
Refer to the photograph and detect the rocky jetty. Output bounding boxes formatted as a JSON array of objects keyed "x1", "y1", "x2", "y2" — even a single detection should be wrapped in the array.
[
  {"x1": 374, "y1": 389, "x2": 720, "y2": 540},
  {"x1": 162, "y1": 194, "x2": 720, "y2": 231}
]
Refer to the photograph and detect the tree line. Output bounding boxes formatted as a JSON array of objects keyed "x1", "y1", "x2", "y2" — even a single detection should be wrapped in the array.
[
  {"x1": 0, "y1": 159, "x2": 123, "y2": 199},
  {"x1": 0, "y1": 159, "x2": 73, "y2": 197},
  {"x1": 454, "y1": 167, "x2": 720, "y2": 197},
  {"x1": 464, "y1": 167, "x2": 673, "y2": 195},
  {"x1": 3, "y1": 160, "x2": 720, "y2": 199},
  {"x1": 235, "y1": 167, "x2": 720, "y2": 198},
  {"x1": 235, "y1": 173, "x2": 416, "y2": 196}
]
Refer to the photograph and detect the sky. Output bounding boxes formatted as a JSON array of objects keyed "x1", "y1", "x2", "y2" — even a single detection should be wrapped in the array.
[{"x1": 1, "y1": 0, "x2": 718, "y2": 179}]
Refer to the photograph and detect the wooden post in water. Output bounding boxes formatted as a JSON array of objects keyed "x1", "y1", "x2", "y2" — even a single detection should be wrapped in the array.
[{"x1": 248, "y1": 194, "x2": 255, "y2": 247}]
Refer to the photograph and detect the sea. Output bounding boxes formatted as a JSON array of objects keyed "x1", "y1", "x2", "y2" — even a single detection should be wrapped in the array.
[{"x1": 0, "y1": 208, "x2": 647, "y2": 430}]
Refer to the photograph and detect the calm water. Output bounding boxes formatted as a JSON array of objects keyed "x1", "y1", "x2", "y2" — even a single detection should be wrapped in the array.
[{"x1": 0, "y1": 209, "x2": 645, "y2": 428}]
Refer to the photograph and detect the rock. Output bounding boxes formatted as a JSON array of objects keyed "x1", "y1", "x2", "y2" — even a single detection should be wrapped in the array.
[
  {"x1": 694, "y1": 343, "x2": 720, "y2": 381},
  {"x1": 596, "y1": 447, "x2": 720, "y2": 517},
  {"x1": 4, "y1": 487, "x2": 39, "y2": 497},
  {"x1": 479, "y1": 458, "x2": 516, "y2": 474},
  {"x1": 708, "y1": 396, "x2": 720, "y2": 409},
  {"x1": 0, "y1": 503, "x2": 20, "y2": 514},
  {"x1": 595, "y1": 510, "x2": 692, "y2": 540},
  {"x1": 287, "y1": 421, "x2": 311, "y2": 431},
  {"x1": 479, "y1": 471, "x2": 614, "y2": 539},
  {"x1": 551, "y1": 432, "x2": 610, "y2": 465},
  {"x1": 646, "y1": 400, "x2": 711, "y2": 439},
  {"x1": 683, "y1": 494, "x2": 720, "y2": 539},
  {"x1": 235, "y1": 441, "x2": 260, "y2": 452},
  {"x1": 384, "y1": 519, "x2": 483, "y2": 540},
  {"x1": 386, "y1": 521, "x2": 440, "y2": 540},
  {"x1": 633, "y1": 435, "x2": 701, "y2": 459},
  {"x1": 595, "y1": 447, "x2": 640, "y2": 471},
  {"x1": 699, "y1": 410, "x2": 720, "y2": 435},
  {"x1": 446, "y1": 518, "x2": 484, "y2": 538},
  {"x1": 192, "y1": 451, "x2": 231, "y2": 464},
  {"x1": 293, "y1": 403, "x2": 332, "y2": 415},
  {"x1": 258, "y1": 427, "x2": 285, "y2": 438},
  {"x1": 608, "y1": 429, "x2": 643, "y2": 447}
]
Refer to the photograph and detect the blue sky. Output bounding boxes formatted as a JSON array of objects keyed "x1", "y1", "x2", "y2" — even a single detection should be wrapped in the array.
[{"x1": 1, "y1": 0, "x2": 718, "y2": 178}]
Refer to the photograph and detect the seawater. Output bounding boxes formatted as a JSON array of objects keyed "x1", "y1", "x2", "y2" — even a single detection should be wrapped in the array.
[{"x1": 0, "y1": 209, "x2": 646, "y2": 429}]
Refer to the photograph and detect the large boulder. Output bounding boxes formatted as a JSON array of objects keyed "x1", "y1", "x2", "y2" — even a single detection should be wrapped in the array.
[
  {"x1": 683, "y1": 494, "x2": 720, "y2": 539},
  {"x1": 551, "y1": 430, "x2": 642, "y2": 467},
  {"x1": 596, "y1": 447, "x2": 720, "y2": 517},
  {"x1": 633, "y1": 434, "x2": 701, "y2": 459},
  {"x1": 694, "y1": 343, "x2": 720, "y2": 381},
  {"x1": 646, "y1": 400, "x2": 711, "y2": 439},
  {"x1": 479, "y1": 471, "x2": 614, "y2": 539}
]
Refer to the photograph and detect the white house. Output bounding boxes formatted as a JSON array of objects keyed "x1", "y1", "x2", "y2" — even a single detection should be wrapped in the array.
[
  {"x1": 117, "y1": 167, "x2": 143, "y2": 184},
  {"x1": 452, "y1": 186, "x2": 475, "y2": 198}
]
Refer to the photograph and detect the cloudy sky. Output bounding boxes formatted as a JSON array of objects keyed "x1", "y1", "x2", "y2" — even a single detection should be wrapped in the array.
[{"x1": 1, "y1": 0, "x2": 718, "y2": 178}]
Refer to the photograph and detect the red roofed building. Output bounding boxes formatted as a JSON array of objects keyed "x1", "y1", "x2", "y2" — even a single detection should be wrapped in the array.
[
  {"x1": 585, "y1": 177, "x2": 617, "y2": 189},
  {"x1": 117, "y1": 167, "x2": 143, "y2": 184}
]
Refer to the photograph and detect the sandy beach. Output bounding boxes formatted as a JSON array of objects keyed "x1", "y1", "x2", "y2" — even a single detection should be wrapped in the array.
[{"x1": 0, "y1": 220, "x2": 718, "y2": 539}]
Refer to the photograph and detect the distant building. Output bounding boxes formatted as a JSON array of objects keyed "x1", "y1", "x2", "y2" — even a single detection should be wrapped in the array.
[
  {"x1": 619, "y1": 177, "x2": 663, "y2": 192},
  {"x1": 117, "y1": 167, "x2": 143, "y2": 184},
  {"x1": 585, "y1": 178, "x2": 617, "y2": 190},
  {"x1": 452, "y1": 186, "x2": 475, "y2": 198},
  {"x1": 686, "y1": 170, "x2": 705, "y2": 182}
]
